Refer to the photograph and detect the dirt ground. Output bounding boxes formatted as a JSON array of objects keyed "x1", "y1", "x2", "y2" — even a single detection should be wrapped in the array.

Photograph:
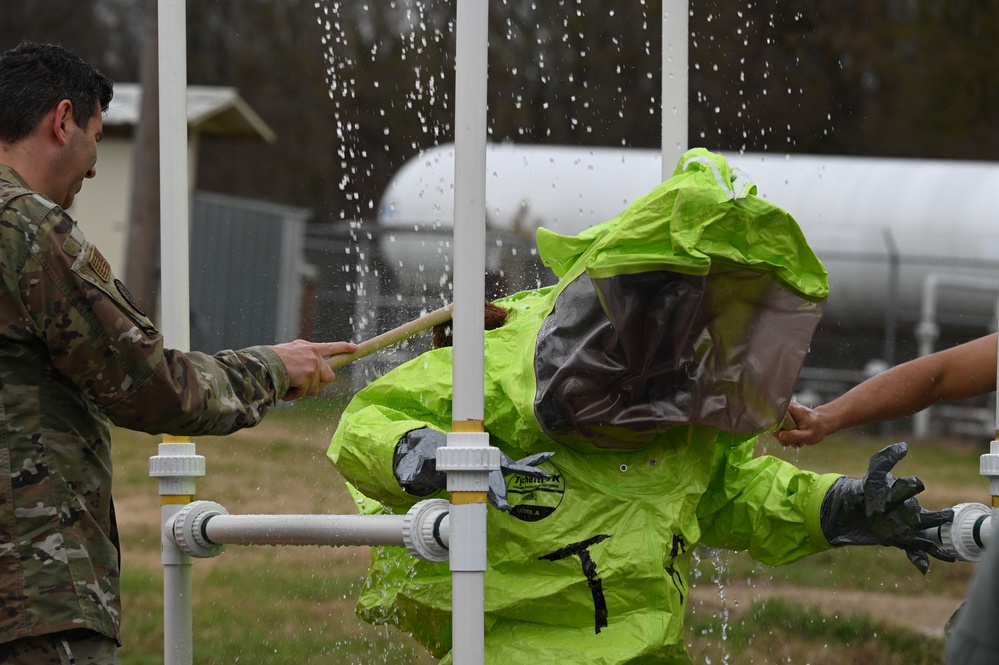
[{"x1": 690, "y1": 580, "x2": 964, "y2": 638}]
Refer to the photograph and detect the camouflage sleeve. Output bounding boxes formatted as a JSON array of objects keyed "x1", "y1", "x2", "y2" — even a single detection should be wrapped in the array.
[{"x1": 17, "y1": 198, "x2": 289, "y2": 435}]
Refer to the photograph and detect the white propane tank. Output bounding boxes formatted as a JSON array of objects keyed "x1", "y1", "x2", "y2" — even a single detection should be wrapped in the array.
[{"x1": 377, "y1": 143, "x2": 999, "y2": 332}]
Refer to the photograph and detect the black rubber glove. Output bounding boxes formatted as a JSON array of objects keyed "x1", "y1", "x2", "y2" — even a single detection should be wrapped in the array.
[
  {"x1": 393, "y1": 428, "x2": 553, "y2": 511},
  {"x1": 488, "y1": 451, "x2": 554, "y2": 511},
  {"x1": 819, "y1": 441, "x2": 955, "y2": 575},
  {"x1": 393, "y1": 428, "x2": 448, "y2": 497}
]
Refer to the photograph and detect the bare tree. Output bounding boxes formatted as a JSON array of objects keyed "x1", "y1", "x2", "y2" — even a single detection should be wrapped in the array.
[
  {"x1": 5, "y1": 0, "x2": 999, "y2": 223},
  {"x1": 124, "y1": 2, "x2": 160, "y2": 317}
]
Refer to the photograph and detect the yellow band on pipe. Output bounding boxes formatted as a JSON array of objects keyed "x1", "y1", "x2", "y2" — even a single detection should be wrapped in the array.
[
  {"x1": 452, "y1": 420, "x2": 485, "y2": 433},
  {"x1": 992, "y1": 496, "x2": 999, "y2": 509},
  {"x1": 450, "y1": 491, "x2": 488, "y2": 505},
  {"x1": 162, "y1": 435, "x2": 192, "y2": 444},
  {"x1": 161, "y1": 495, "x2": 194, "y2": 505}
]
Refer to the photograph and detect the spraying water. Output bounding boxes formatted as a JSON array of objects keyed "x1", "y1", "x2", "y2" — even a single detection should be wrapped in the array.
[{"x1": 309, "y1": 2, "x2": 874, "y2": 663}]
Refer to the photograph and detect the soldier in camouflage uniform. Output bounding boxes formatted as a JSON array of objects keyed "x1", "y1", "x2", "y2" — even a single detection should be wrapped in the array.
[{"x1": 0, "y1": 42, "x2": 356, "y2": 663}]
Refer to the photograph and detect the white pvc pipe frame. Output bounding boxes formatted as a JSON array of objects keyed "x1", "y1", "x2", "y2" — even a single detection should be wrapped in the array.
[
  {"x1": 153, "y1": 2, "x2": 689, "y2": 664},
  {"x1": 446, "y1": 1, "x2": 492, "y2": 661},
  {"x1": 156, "y1": 2, "x2": 194, "y2": 665}
]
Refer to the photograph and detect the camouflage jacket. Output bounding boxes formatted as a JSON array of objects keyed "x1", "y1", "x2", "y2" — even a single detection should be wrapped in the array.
[{"x1": 0, "y1": 164, "x2": 289, "y2": 644}]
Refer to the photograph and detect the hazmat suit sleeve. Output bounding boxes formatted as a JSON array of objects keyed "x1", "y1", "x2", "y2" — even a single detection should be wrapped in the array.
[
  {"x1": 329, "y1": 289, "x2": 559, "y2": 509},
  {"x1": 695, "y1": 432, "x2": 840, "y2": 565},
  {"x1": 329, "y1": 348, "x2": 456, "y2": 508}
]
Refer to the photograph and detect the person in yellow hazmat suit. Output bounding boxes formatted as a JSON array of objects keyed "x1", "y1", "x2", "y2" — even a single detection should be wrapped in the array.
[{"x1": 329, "y1": 148, "x2": 954, "y2": 664}]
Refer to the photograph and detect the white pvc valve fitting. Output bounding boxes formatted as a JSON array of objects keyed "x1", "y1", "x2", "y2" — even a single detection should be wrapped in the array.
[
  {"x1": 437, "y1": 432, "x2": 500, "y2": 493},
  {"x1": 149, "y1": 442, "x2": 206, "y2": 496},
  {"x1": 929, "y1": 502, "x2": 991, "y2": 562},
  {"x1": 170, "y1": 500, "x2": 229, "y2": 558},
  {"x1": 981, "y1": 441, "x2": 999, "y2": 498},
  {"x1": 403, "y1": 499, "x2": 450, "y2": 563}
]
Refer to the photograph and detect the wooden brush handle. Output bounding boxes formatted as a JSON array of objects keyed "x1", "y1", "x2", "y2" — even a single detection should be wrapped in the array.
[{"x1": 326, "y1": 304, "x2": 454, "y2": 370}]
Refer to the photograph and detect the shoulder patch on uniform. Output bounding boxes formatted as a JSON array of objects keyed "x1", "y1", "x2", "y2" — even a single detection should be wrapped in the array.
[
  {"x1": 114, "y1": 279, "x2": 146, "y2": 317},
  {"x1": 63, "y1": 235, "x2": 82, "y2": 257},
  {"x1": 89, "y1": 246, "x2": 111, "y2": 282}
]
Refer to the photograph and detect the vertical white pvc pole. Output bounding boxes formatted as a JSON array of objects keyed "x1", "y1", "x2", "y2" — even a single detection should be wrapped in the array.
[
  {"x1": 156, "y1": 2, "x2": 196, "y2": 665},
  {"x1": 662, "y1": 0, "x2": 689, "y2": 179},
  {"x1": 159, "y1": 9, "x2": 191, "y2": 347},
  {"x1": 150, "y1": 444, "x2": 204, "y2": 665},
  {"x1": 452, "y1": 0, "x2": 487, "y2": 396},
  {"x1": 445, "y1": 1, "x2": 492, "y2": 664}
]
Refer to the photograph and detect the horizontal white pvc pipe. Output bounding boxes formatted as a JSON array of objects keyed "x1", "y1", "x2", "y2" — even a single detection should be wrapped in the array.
[
  {"x1": 203, "y1": 514, "x2": 409, "y2": 547},
  {"x1": 918, "y1": 273, "x2": 999, "y2": 337}
]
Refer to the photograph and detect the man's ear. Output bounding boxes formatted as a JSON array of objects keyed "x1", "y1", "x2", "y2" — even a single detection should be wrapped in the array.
[{"x1": 50, "y1": 99, "x2": 74, "y2": 147}]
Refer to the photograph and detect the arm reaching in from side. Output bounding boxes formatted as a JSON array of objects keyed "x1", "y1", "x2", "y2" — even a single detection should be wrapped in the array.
[
  {"x1": 270, "y1": 339, "x2": 358, "y2": 401},
  {"x1": 778, "y1": 333, "x2": 997, "y2": 448}
]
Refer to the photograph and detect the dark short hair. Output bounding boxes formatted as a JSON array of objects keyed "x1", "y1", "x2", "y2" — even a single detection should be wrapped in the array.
[{"x1": 0, "y1": 41, "x2": 114, "y2": 144}]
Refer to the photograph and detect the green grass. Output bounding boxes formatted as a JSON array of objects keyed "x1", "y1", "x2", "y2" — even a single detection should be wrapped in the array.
[{"x1": 111, "y1": 412, "x2": 986, "y2": 663}]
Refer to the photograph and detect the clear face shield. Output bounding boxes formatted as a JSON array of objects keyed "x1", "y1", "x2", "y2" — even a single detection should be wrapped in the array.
[{"x1": 533, "y1": 268, "x2": 825, "y2": 450}]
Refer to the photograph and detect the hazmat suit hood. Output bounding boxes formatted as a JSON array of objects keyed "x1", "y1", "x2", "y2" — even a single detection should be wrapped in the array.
[{"x1": 531, "y1": 148, "x2": 829, "y2": 450}]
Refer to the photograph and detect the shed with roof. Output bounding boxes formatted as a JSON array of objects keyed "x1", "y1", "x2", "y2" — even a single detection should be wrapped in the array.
[{"x1": 68, "y1": 83, "x2": 276, "y2": 270}]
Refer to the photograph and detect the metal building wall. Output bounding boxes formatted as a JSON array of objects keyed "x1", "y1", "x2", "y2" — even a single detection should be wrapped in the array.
[{"x1": 189, "y1": 191, "x2": 309, "y2": 353}]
